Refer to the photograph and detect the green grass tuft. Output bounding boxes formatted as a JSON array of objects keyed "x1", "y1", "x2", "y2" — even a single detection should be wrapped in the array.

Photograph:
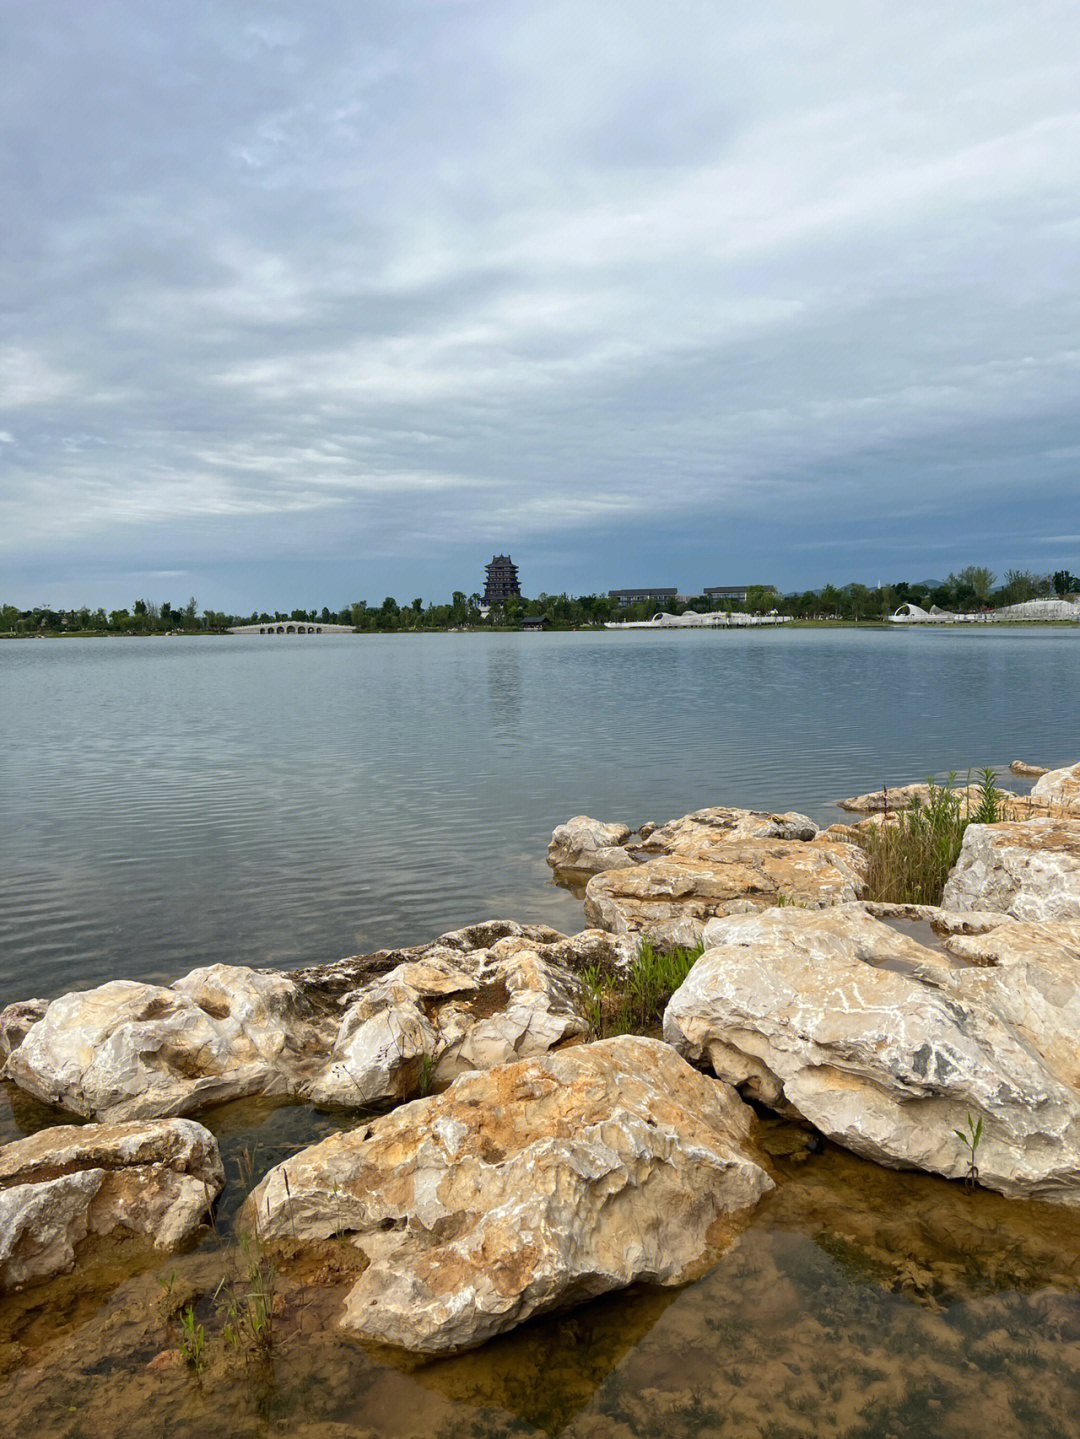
[
  {"x1": 583, "y1": 940, "x2": 702, "y2": 1039},
  {"x1": 857, "y1": 769, "x2": 1008, "y2": 905}
]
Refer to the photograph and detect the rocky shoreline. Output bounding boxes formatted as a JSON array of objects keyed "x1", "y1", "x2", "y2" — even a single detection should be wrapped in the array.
[{"x1": 2, "y1": 759, "x2": 1080, "y2": 1366}]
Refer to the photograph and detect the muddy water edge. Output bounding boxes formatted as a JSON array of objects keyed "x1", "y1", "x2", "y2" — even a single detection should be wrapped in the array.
[{"x1": 3, "y1": 1091, "x2": 1080, "y2": 1439}]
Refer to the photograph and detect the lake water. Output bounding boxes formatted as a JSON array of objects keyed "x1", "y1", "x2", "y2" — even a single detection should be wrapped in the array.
[
  {"x1": 2, "y1": 625, "x2": 1078, "y2": 1004},
  {"x1": 3, "y1": 626, "x2": 1080, "y2": 1439}
]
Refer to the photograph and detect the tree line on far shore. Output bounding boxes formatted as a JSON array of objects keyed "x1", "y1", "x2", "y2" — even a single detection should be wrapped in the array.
[{"x1": 2, "y1": 567, "x2": 1077, "y2": 638}]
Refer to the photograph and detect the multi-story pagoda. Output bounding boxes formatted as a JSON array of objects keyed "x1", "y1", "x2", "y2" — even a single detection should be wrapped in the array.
[{"x1": 483, "y1": 554, "x2": 521, "y2": 605}]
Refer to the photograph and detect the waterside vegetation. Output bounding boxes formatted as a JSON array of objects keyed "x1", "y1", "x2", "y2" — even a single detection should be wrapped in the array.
[
  {"x1": 857, "y1": 769, "x2": 1010, "y2": 906},
  {"x1": 3, "y1": 566, "x2": 1077, "y2": 636},
  {"x1": 582, "y1": 941, "x2": 704, "y2": 1040}
]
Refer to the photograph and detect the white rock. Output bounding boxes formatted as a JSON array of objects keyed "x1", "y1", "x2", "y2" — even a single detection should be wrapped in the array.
[
  {"x1": 2, "y1": 924, "x2": 596, "y2": 1121},
  {"x1": 307, "y1": 937, "x2": 588, "y2": 1107},
  {"x1": 0, "y1": 1118, "x2": 224, "y2": 1292},
  {"x1": 942, "y1": 919, "x2": 1080, "y2": 1090},
  {"x1": 941, "y1": 818, "x2": 1080, "y2": 921},
  {"x1": 547, "y1": 816, "x2": 634, "y2": 874},
  {"x1": 664, "y1": 905, "x2": 1080, "y2": 1204},
  {"x1": 4, "y1": 970, "x2": 330, "y2": 1122},
  {"x1": 1032, "y1": 761, "x2": 1080, "y2": 810},
  {"x1": 245, "y1": 1036, "x2": 772, "y2": 1354}
]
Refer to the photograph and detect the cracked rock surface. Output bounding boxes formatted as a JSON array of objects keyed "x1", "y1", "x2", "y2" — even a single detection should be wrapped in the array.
[
  {"x1": 663, "y1": 905, "x2": 1080, "y2": 1204},
  {"x1": 245, "y1": 1035, "x2": 772, "y2": 1354}
]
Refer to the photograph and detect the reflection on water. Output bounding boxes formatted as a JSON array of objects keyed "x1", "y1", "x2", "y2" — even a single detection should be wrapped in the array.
[
  {"x1": 4, "y1": 1107, "x2": 1080, "y2": 1438},
  {"x1": 3, "y1": 629, "x2": 1079, "y2": 1004}
]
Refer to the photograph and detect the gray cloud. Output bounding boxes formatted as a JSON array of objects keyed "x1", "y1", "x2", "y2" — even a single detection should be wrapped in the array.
[{"x1": 2, "y1": 0, "x2": 1078, "y2": 607}]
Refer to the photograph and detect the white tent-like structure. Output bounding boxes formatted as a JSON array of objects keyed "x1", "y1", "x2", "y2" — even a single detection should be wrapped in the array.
[{"x1": 890, "y1": 598, "x2": 1080, "y2": 624}]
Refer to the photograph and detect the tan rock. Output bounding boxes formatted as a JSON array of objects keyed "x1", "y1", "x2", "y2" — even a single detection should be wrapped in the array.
[
  {"x1": 0, "y1": 1118, "x2": 224, "y2": 1292},
  {"x1": 941, "y1": 818, "x2": 1080, "y2": 921},
  {"x1": 837, "y1": 782, "x2": 1045, "y2": 819},
  {"x1": 1, "y1": 921, "x2": 606, "y2": 1120},
  {"x1": 583, "y1": 837, "x2": 866, "y2": 934},
  {"x1": 639, "y1": 807, "x2": 818, "y2": 853},
  {"x1": 663, "y1": 905, "x2": 1080, "y2": 1203},
  {"x1": 245, "y1": 1036, "x2": 772, "y2": 1354},
  {"x1": 836, "y1": 783, "x2": 941, "y2": 814},
  {"x1": 1011, "y1": 760, "x2": 1050, "y2": 778}
]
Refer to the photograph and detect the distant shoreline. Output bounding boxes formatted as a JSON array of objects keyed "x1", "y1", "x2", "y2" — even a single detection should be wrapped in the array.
[{"x1": 5, "y1": 618, "x2": 1080, "y2": 640}]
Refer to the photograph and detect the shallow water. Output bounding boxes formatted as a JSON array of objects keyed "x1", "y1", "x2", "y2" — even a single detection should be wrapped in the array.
[
  {"x1": 3, "y1": 626, "x2": 1080, "y2": 1436},
  {"x1": 4, "y1": 1114, "x2": 1080, "y2": 1439}
]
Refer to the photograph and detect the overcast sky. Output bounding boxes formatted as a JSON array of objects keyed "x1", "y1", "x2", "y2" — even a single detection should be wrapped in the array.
[{"x1": 2, "y1": 0, "x2": 1078, "y2": 611}]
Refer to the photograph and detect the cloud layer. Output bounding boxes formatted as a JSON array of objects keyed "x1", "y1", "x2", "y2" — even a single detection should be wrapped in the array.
[{"x1": 3, "y1": 0, "x2": 1078, "y2": 608}]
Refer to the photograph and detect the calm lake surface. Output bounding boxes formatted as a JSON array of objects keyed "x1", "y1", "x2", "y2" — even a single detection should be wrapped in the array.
[
  {"x1": 3, "y1": 626, "x2": 1080, "y2": 1439},
  {"x1": 2, "y1": 625, "x2": 1078, "y2": 1004}
]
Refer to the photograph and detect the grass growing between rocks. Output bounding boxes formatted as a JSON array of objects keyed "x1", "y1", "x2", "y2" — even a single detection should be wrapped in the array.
[
  {"x1": 858, "y1": 769, "x2": 1008, "y2": 906},
  {"x1": 582, "y1": 941, "x2": 704, "y2": 1039}
]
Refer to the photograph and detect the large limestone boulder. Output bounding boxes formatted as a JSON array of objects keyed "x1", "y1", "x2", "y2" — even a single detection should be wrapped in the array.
[
  {"x1": 663, "y1": 905, "x2": 1080, "y2": 1204},
  {"x1": 940, "y1": 919, "x2": 1080, "y2": 1090},
  {"x1": 583, "y1": 836, "x2": 867, "y2": 935},
  {"x1": 1032, "y1": 761, "x2": 1080, "y2": 811},
  {"x1": 547, "y1": 816, "x2": 634, "y2": 874},
  {"x1": 245, "y1": 1036, "x2": 773, "y2": 1354},
  {"x1": 941, "y1": 818, "x2": 1080, "y2": 921},
  {"x1": 0, "y1": 1118, "x2": 224, "y2": 1293},
  {"x1": 1, "y1": 921, "x2": 599, "y2": 1121},
  {"x1": 4, "y1": 967, "x2": 334, "y2": 1122}
]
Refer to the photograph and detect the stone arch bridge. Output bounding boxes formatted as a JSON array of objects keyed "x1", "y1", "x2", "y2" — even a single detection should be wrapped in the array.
[{"x1": 226, "y1": 622, "x2": 355, "y2": 636}]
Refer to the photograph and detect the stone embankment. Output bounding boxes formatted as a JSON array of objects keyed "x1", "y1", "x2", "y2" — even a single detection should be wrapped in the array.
[
  {"x1": 549, "y1": 805, "x2": 866, "y2": 948},
  {"x1": 2, "y1": 921, "x2": 633, "y2": 1123},
  {"x1": 3, "y1": 760, "x2": 1080, "y2": 1351}
]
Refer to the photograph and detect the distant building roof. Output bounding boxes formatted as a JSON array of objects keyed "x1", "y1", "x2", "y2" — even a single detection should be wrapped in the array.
[{"x1": 609, "y1": 587, "x2": 678, "y2": 606}]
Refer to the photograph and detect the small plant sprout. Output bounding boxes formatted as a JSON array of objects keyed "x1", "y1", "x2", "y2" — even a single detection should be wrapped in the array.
[
  {"x1": 969, "y1": 766, "x2": 1007, "y2": 825},
  {"x1": 157, "y1": 1269, "x2": 178, "y2": 1298},
  {"x1": 331, "y1": 1179, "x2": 345, "y2": 1242},
  {"x1": 417, "y1": 1051, "x2": 437, "y2": 1097},
  {"x1": 954, "y1": 1113, "x2": 984, "y2": 1187},
  {"x1": 179, "y1": 1304, "x2": 206, "y2": 1375}
]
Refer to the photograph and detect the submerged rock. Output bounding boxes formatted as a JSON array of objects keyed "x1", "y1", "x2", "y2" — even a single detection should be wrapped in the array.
[
  {"x1": 1, "y1": 921, "x2": 599, "y2": 1121},
  {"x1": 663, "y1": 905, "x2": 1080, "y2": 1204},
  {"x1": 0, "y1": 1118, "x2": 224, "y2": 1292},
  {"x1": 245, "y1": 1036, "x2": 773, "y2": 1354},
  {"x1": 941, "y1": 818, "x2": 1080, "y2": 921}
]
